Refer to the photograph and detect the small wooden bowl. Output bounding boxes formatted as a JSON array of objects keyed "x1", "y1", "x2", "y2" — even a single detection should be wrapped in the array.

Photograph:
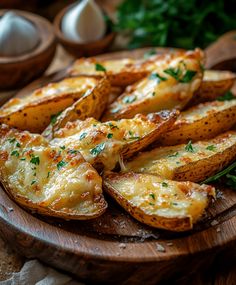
[
  {"x1": 54, "y1": 4, "x2": 116, "y2": 58},
  {"x1": 0, "y1": 10, "x2": 56, "y2": 91}
]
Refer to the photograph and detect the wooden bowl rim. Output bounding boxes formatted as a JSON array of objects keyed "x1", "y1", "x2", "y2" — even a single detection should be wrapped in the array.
[
  {"x1": 0, "y1": 9, "x2": 56, "y2": 64},
  {"x1": 53, "y1": 3, "x2": 116, "y2": 48}
]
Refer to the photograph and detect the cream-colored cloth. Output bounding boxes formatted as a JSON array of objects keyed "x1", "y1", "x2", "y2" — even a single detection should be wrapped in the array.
[{"x1": 0, "y1": 260, "x2": 83, "y2": 285}]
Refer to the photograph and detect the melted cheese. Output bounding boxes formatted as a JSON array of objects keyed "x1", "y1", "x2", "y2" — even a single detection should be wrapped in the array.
[
  {"x1": 0, "y1": 77, "x2": 98, "y2": 115},
  {"x1": 125, "y1": 131, "x2": 236, "y2": 179},
  {"x1": 105, "y1": 49, "x2": 203, "y2": 119},
  {"x1": 105, "y1": 173, "x2": 214, "y2": 223},
  {"x1": 203, "y1": 70, "x2": 235, "y2": 81},
  {"x1": 51, "y1": 115, "x2": 158, "y2": 171},
  {"x1": 0, "y1": 125, "x2": 104, "y2": 217}
]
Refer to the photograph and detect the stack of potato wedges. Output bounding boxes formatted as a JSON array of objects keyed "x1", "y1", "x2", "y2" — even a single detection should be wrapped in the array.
[{"x1": 0, "y1": 48, "x2": 235, "y2": 232}]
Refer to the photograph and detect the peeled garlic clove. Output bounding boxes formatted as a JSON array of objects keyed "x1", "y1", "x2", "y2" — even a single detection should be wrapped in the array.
[
  {"x1": 61, "y1": 0, "x2": 106, "y2": 43},
  {"x1": 0, "y1": 11, "x2": 40, "y2": 57}
]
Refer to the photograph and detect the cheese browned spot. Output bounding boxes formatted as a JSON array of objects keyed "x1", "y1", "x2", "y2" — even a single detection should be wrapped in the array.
[{"x1": 0, "y1": 124, "x2": 106, "y2": 219}]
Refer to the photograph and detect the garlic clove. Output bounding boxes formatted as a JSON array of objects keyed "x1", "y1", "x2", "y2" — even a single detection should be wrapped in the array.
[
  {"x1": 0, "y1": 11, "x2": 40, "y2": 57},
  {"x1": 61, "y1": 0, "x2": 106, "y2": 43}
]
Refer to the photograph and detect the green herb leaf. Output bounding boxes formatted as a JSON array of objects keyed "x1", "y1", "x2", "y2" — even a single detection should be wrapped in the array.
[
  {"x1": 31, "y1": 180, "x2": 37, "y2": 185},
  {"x1": 47, "y1": 172, "x2": 50, "y2": 178},
  {"x1": 185, "y1": 140, "x2": 195, "y2": 152},
  {"x1": 8, "y1": 138, "x2": 16, "y2": 144},
  {"x1": 30, "y1": 156, "x2": 40, "y2": 165},
  {"x1": 68, "y1": 149, "x2": 79, "y2": 155},
  {"x1": 206, "y1": 145, "x2": 216, "y2": 151},
  {"x1": 57, "y1": 160, "x2": 67, "y2": 170},
  {"x1": 50, "y1": 111, "x2": 62, "y2": 125},
  {"x1": 107, "y1": 133, "x2": 113, "y2": 139},
  {"x1": 217, "y1": 91, "x2": 235, "y2": 101},
  {"x1": 90, "y1": 143, "x2": 105, "y2": 156},
  {"x1": 79, "y1": 132, "x2": 87, "y2": 140},
  {"x1": 95, "y1": 63, "x2": 106, "y2": 72},
  {"x1": 107, "y1": 123, "x2": 119, "y2": 130},
  {"x1": 149, "y1": 193, "x2": 155, "y2": 200},
  {"x1": 20, "y1": 157, "x2": 26, "y2": 161},
  {"x1": 11, "y1": 150, "x2": 19, "y2": 157},
  {"x1": 149, "y1": 202, "x2": 155, "y2": 206},
  {"x1": 149, "y1": 72, "x2": 167, "y2": 82},
  {"x1": 179, "y1": 70, "x2": 197, "y2": 83},
  {"x1": 167, "y1": 152, "x2": 179, "y2": 158},
  {"x1": 122, "y1": 95, "x2": 137, "y2": 104},
  {"x1": 16, "y1": 142, "x2": 21, "y2": 148},
  {"x1": 60, "y1": 145, "x2": 66, "y2": 150},
  {"x1": 164, "y1": 68, "x2": 182, "y2": 81},
  {"x1": 162, "y1": 182, "x2": 168, "y2": 187}
]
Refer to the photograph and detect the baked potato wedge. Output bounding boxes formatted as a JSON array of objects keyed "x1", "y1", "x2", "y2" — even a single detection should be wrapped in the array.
[
  {"x1": 103, "y1": 172, "x2": 215, "y2": 231},
  {"x1": 158, "y1": 99, "x2": 236, "y2": 146},
  {"x1": 0, "y1": 124, "x2": 107, "y2": 219},
  {"x1": 68, "y1": 57, "x2": 148, "y2": 87},
  {"x1": 50, "y1": 110, "x2": 178, "y2": 171},
  {"x1": 42, "y1": 78, "x2": 110, "y2": 139},
  {"x1": 0, "y1": 77, "x2": 107, "y2": 133},
  {"x1": 125, "y1": 131, "x2": 236, "y2": 182},
  {"x1": 103, "y1": 49, "x2": 204, "y2": 120},
  {"x1": 188, "y1": 70, "x2": 236, "y2": 106}
]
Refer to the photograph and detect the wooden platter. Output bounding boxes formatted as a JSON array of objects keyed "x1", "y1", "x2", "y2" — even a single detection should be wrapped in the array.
[{"x1": 0, "y1": 46, "x2": 236, "y2": 285}]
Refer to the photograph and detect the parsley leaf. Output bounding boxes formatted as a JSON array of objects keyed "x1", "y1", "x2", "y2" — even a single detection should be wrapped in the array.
[
  {"x1": 164, "y1": 68, "x2": 182, "y2": 81},
  {"x1": 107, "y1": 123, "x2": 119, "y2": 130},
  {"x1": 107, "y1": 133, "x2": 113, "y2": 139},
  {"x1": 79, "y1": 132, "x2": 87, "y2": 140},
  {"x1": 122, "y1": 95, "x2": 137, "y2": 104},
  {"x1": 206, "y1": 145, "x2": 216, "y2": 151},
  {"x1": 149, "y1": 72, "x2": 167, "y2": 82},
  {"x1": 11, "y1": 150, "x2": 19, "y2": 157},
  {"x1": 95, "y1": 63, "x2": 106, "y2": 72},
  {"x1": 217, "y1": 91, "x2": 235, "y2": 101},
  {"x1": 185, "y1": 140, "x2": 195, "y2": 152},
  {"x1": 60, "y1": 145, "x2": 66, "y2": 150},
  {"x1": 149, "y1": 193, "x2": 155, "y2": 200},
  {"x1": 162, "y1": 182, "x2": 168, "y2": 187},
  {"x1": 30, "y1": 156, "x2": 40, "y2": 165},
  {"x1": 90, "y1": 143, "x2": 105, "y2": 156},
  {"x1": 50, "y1": 111, "x2": 62, "y2": 125},
  {"x1": 167, "y1": 152, "x2": 179, "y2": 158},
  {"x1": 57, "y1": 160, "x2": 67, "y2": 170},
  {"x1": 179, "y1": 70, "x2": 197, "y2": 83},
  {"x1": 31, "y1": 180, "x2": 37, "y2": 185},
  {"x1": 8, "y1": 138, "x2": 16, "y2": 143}
]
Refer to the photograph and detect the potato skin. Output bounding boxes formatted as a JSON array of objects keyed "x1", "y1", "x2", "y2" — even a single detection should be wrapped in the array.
[{"x1": 158, "y1": 100, "x2": 236, "y2": 146}]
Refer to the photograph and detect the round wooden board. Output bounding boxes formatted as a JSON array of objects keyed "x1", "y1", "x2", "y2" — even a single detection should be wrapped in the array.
[{"x1": 0, "y1": 47, "x2": 236, "y2": 285}]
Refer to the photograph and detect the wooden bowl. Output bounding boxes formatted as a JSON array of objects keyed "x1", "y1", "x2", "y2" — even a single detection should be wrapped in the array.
[
  {"x1": 54, "y1": 4, "x2": 116, "y2": 58},
  {"x1": 0, "y1": 10, "x2": 56, "y2": 91}
]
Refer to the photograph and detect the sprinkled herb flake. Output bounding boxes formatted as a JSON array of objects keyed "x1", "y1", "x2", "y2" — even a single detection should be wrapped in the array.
[
  {"x1": 149, "y1": 72, "x2": 167, "y2": 82},
  {"x1": 217, "y1": 91, "x2": 235, "y2": 101},
  {"x1": 167, "y1": 152, "x2": 179, "y2": 158},
  {"x1": 50, "y1": 111, "x2": 62, "y2": 125},
  {"x1": 20, "y1": 157, "x2": 26, "y2": 161},
  {"x1": 16, "y1": 142, "x2": 21, "y2": 148},
  {"x1": 31, "y1": 180, "x2": 37, "y2": 185},
  {"x1": 107, "y1": 123, "x2": 119, "y2": 130},
  {"x1": 30, "y1": 156, "x2": 40, "y2": 165},
  {"x1": 47, "y1": 172, "x2": 50, "y2": 178},
  {"x1": 185, "y1": 140, "x2": 195, "y2": 152},
  {"x1": 162, "y1": 182, "x2": 168, "y2": 187},
  {"x1": 164, "y1": 67, "x2": 196, "y2": 83},
  {"x1": 122, "y1": 95, "x2": 137, "y2": 104},
  {"x1": 8, "y1": 138, "x2": 16, "y2": 143},
  {"x1": 206, "y1": 145, "x2": 216, "y2": 151},
  {"x1": 95, "y1": 63, "x2": 106, "y2": 72},
  {"x1": 11, "y1": 150, "x2": 19, "y2": 157},
  {"x1": 60, "y1": 145, "x2": 66, "y2": 150},
  {"x1": 149, "y1": 193, "x2": 155, "y2": 200},
  {"x1": 149, "y1": 202, "x2": 155, "y2": 206},
  {"x1": 128, "y1": 130, "x2": 140, "y2": 140},
  {"x1": 79, "y1": 132, "x2": 87, "y2": 140},
  {"x1": 90, "y1": 143, "x2": 105, "y2": 156},
  {"x1": 57, "y1": 160, "x2": 67, "y2": 170},
  {"x1": 179, "y1": 70, "x2": 197, "y2": 83},
  {"x1": 68, "y1": 149, "x2": 79, "y2": 155},
  {"x1": 107, "y1": 133, "x2": 113, "y2": 139}
]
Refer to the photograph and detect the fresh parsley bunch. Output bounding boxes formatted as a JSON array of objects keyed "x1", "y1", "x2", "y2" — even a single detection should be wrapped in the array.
[{"x1": 115, "y1": 0, "x2": 236, "y2": 49}]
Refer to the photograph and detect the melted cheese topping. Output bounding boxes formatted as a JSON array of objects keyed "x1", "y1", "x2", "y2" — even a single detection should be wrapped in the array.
[
  {"x1": 178, "y1": 100, "x2": 236, "y2": 124},
  {"x1": 106, "y1": 173, "x2": 214, "y2": 222},
  {"x1": 51, "y1": 115, "x2": 157, "y2": 170},
  {"x1": 106, "y1": 50, "x2": 203, "y2": 118},
  {"x1": 0, "y1": 126, "x2": 104, "y2": 216},
  {"x1": 0, "y1": 77, "x2": 98, "y2": 115},
  {"x1": 203, "y1": 70, "x2": 235, "y2": 81},
  {"x1": 69, "y1": 57, "x2": 141, "y2": 76},
  {"x1": 125, "y1": 131, "x2": 236, "y2": 179}
]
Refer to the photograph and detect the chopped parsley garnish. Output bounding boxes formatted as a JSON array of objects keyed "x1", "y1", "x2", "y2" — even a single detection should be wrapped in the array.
[
  {"x1": 162, "y1": 182, "x2": 168, "y2": 187},
  {"x1": 167, "y1": 152, "x2": 179, "y2": 158},
  {"x1": 90, "y1": 143, "x2": 105, "y2": 156},
  {"x1": 164, "y1": 67, "x2": 196, "y2": 83},
  {"x1": 95, "y1": 63, "x2": 106, "y2": 72},
  {"x1": 128, "y1": 130, "x2": 140, "y2": 140},
  {"x1": 16, "y1": 142, "x2": 21, "y2": 148},
  {"x1": 30, "y1": 156, "x2": 40, "y2": 165},
  {"x1": 57, "y1": 160, "x2": 67, "y2": 170},
  {"x1": 107, "y1": 133, "x2": 113, "y2": 139},
  {"x1": 122, "y1": 95, "x2": 137, "y2": 104},
  {"x1": 152, "y1": 92, "x2": 156, "y2": 96},
  {"x1": 8, "y1": 138, "x2": 16, "y2": 143},
  {"x1": 172, "y1": 202, "x2": 178, "y2": 206},
  {"x1": 20, "y1": 157, "x2": 26, "y2": 161},
  {"x1": 47, "y1": 172, "x2": 50, "y2": 178},
  {"x1": 111, "y1": 106, "x2": 121, "y2": 114},
  {"x1": 107, "y1": 123, "x2": 119, "y2": 130},
  {"x1": 144, "y1": 49, "x2": 157, "y2": 59},
  {"x1": 31, "y1": 180, "x2": 36, "y2": 185},
  {"x1": 206, "y1": 145, "x2": 216, "y2": 151},
  {"x1": 68, "y1": 149, "x2": 79, "y2": 154},
  {"x1": 179, "y1": 70, "x2": 197, "y2": 83},
  {"x1": 11, "y1": 150, "x2": 19, "y2": 157},
  {"x1": 60, "y1": 145, "x2": 66, "y2": 150},
  {"x1": 185, "y1": 140, "x2": 195, "y2": 152},
  {"x1": 217, "y1": 91, "x2": 235, "y2": 101},
  {"x1": 149, "y1": 202, "x2": 155, "y2": 206},
  {"x1": 149, "y1": 193, "x2": 155, "y2": 200},
  {"x1": 50, "y1": 111, "x2": 62, "y2": 125},
  {"x1": 79, "y1": 132, "x2": 87, "y2": 140},
  {"x1": 149, "y1": 72, "x2": 167, "y2": 82}
]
